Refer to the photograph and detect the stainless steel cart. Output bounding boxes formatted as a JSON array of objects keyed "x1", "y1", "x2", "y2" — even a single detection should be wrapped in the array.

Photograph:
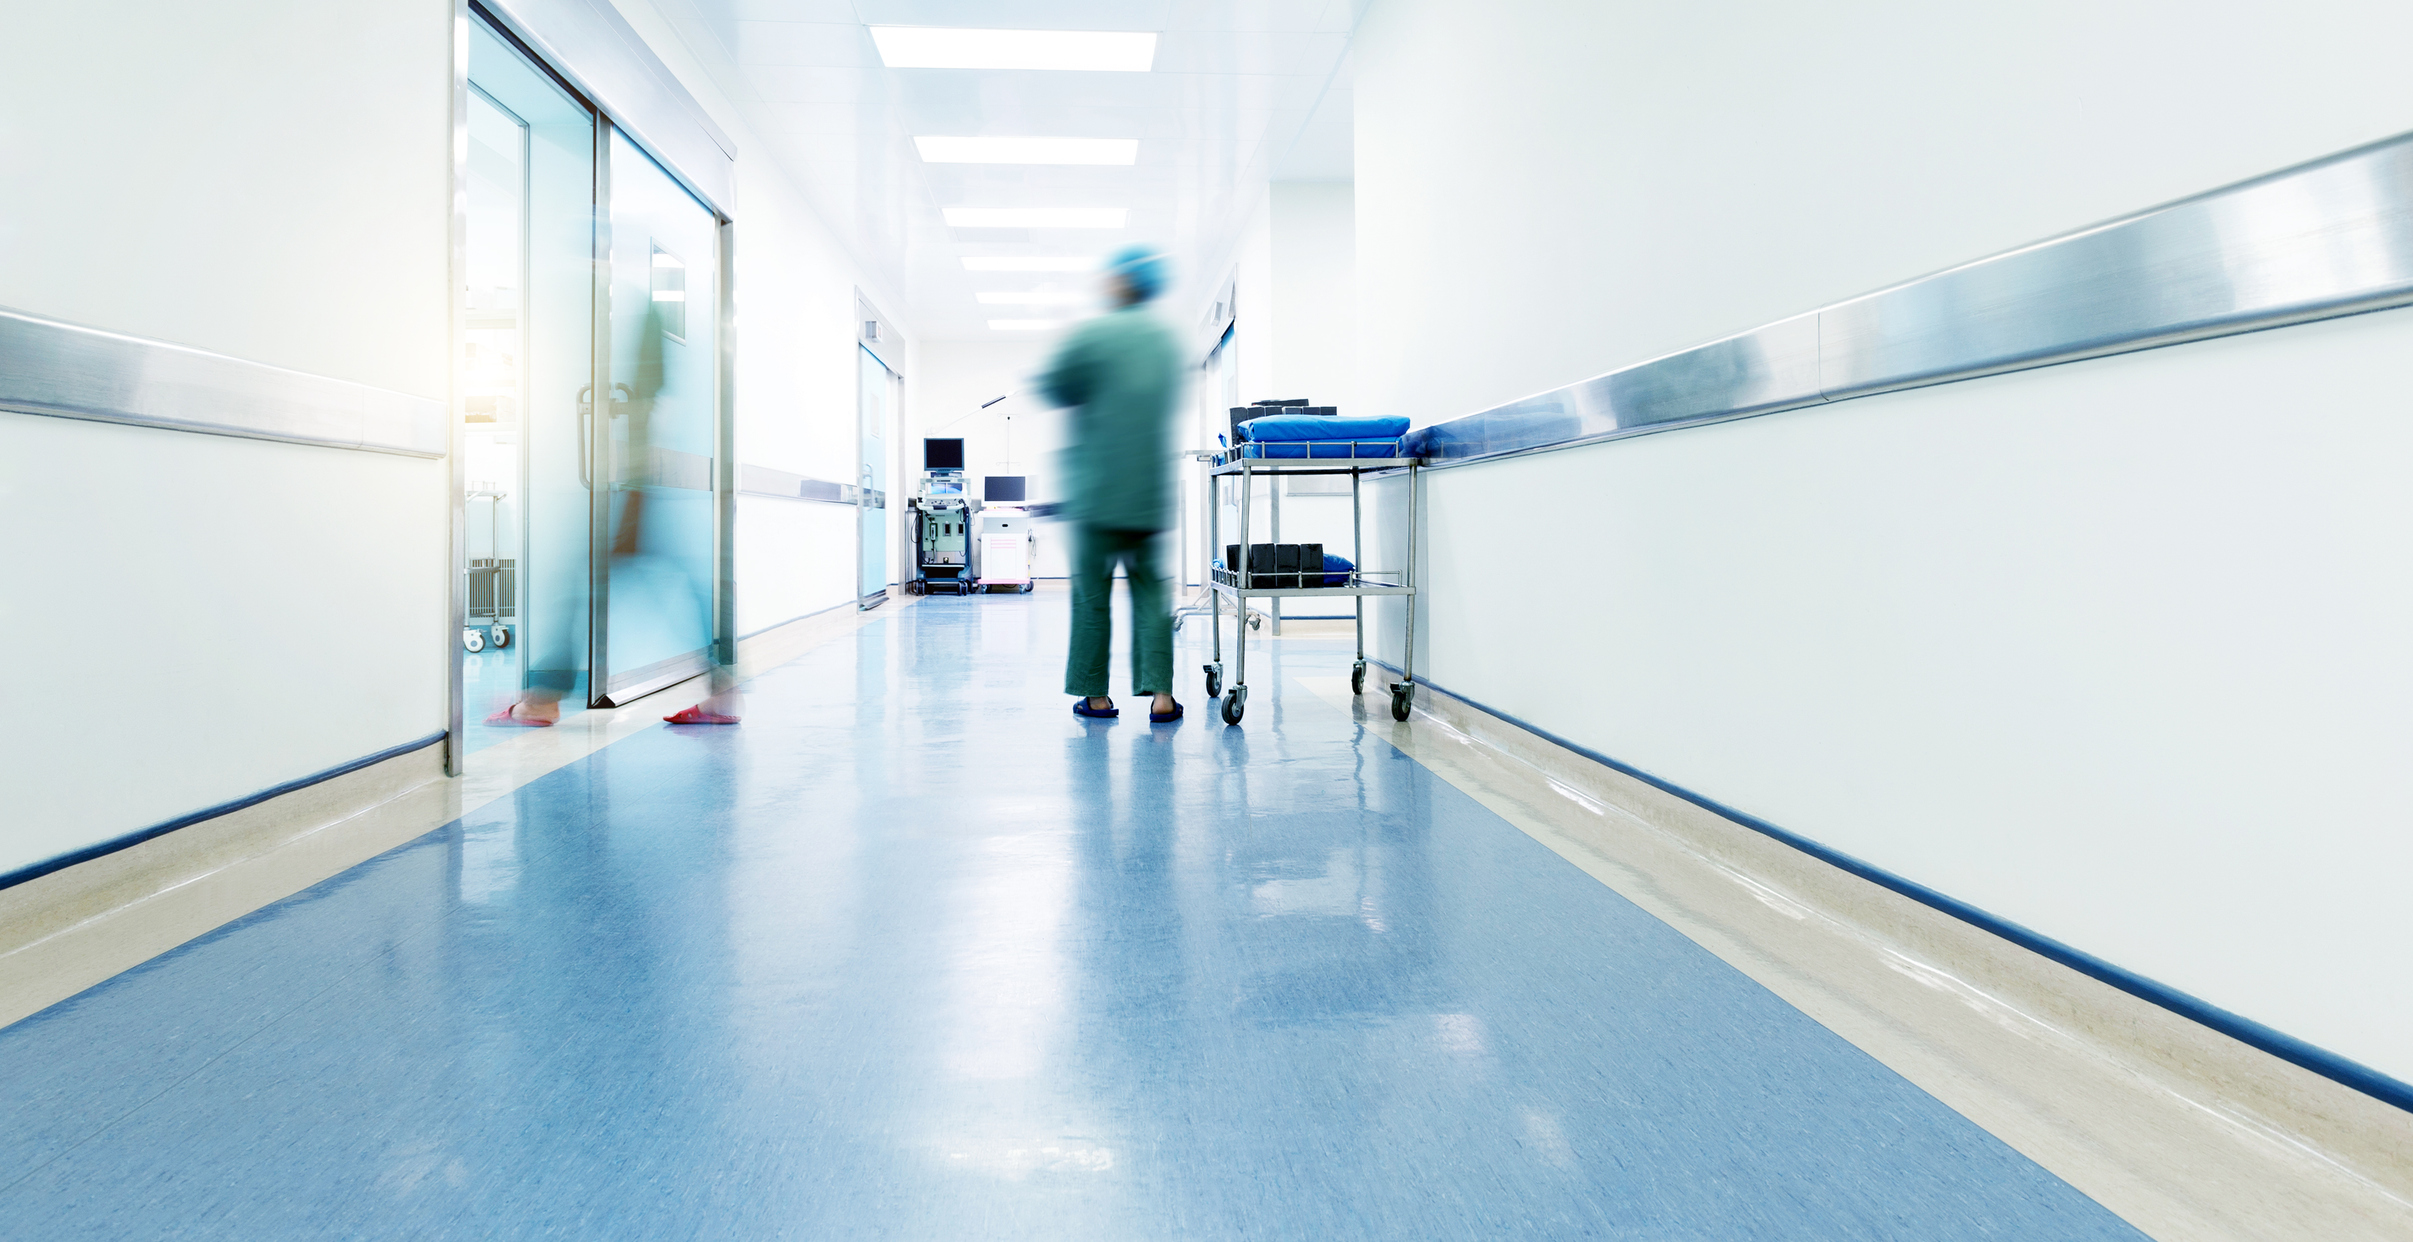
[
  {"x1": 1205, "y1": 450, "x2": 1420, "y2": 725},
  {"x1": 462, "y1": 486, "x2": 517, "y2": 653}
]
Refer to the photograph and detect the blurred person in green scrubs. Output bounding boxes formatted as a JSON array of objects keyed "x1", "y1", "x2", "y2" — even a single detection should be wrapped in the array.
[{"x1": 1041, "y1": 245, "x2": 1184, "y2": 723}]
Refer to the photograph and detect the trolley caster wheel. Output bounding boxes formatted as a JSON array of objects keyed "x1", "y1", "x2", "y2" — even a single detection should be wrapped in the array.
[
  {"x1": 1351, "y1": 661, "x2": 1367, "y2": 695},
  {"x1": 462, "y1": 629, "x2": 485, "y2": 654},
  {"x1": 1247, "y1": 613, "x2": 1262, "y2": 631},
  {"x1": 489, "y1": 624, "x2": 511, "y2": 648},
  {"x1": 1204, "y1": 663, "x2": 1224, "y2": 698},
  {"x1": 1022, "y1": 582, "x2": 1034, "y2": 593},
  {"x1": 1390, "y1": 682, "x2": 1413, "y2": 722},
  {"x1": 1221, "y1": 685, "x2": 1247, "y2": 725}
]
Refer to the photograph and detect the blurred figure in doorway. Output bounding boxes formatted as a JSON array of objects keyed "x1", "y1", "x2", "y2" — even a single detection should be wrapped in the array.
[{"x1": 490, "y1": 301, "x2": 741, "y2": 727}]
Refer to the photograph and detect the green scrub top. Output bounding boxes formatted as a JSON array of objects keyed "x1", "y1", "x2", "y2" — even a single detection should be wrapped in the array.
[{"x1": 1038, "y1": 305, "x2": 1183, "y2": 532}]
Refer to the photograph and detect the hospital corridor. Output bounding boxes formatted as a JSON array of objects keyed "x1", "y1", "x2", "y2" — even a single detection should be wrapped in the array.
[{"x1": 5, "y1": 1, "x2": 2413, "y2": 1238}]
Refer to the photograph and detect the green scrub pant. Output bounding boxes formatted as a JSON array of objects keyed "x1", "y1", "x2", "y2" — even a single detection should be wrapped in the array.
[{"x1": 1066, "y1": 526, "x2": 1172, "y2": 699}]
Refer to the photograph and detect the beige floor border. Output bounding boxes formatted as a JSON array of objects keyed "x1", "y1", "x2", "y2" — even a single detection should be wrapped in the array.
[
  {"x1": 1295, "y1": 673, "x2": 2413, "y2": 1242},
  {"x1": 0, "y1": 595, "x2": 914, "y2": 1032}
]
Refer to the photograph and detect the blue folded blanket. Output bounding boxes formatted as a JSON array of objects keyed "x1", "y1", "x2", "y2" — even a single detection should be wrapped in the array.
[
  {"x1": 1241, "y1": 414, "x2": 1410, "y2": 441},
  {"x1": 1241, "y1": 440, "x2": 1402, "y2": 459}
]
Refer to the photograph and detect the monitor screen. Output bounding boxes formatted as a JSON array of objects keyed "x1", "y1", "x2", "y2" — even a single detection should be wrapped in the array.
[
  {"x1": 924, "y1": 438, "x2": 965, "y2": 470},
  {"x1": 984, "y1": 475, "x2": 1026, "y2": 502}
]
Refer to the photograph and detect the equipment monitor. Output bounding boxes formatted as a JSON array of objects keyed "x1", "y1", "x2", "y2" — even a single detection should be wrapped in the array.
[{"x1": 923, "y1": 437, "x2": 965, "y2": 470}]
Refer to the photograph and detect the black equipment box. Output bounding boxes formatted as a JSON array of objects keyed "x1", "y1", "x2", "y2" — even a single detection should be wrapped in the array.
[
  {"x1": 1228, "y1": 401, "x2": 1340, "y2": 444},
  {"x1": 1225, "y1": 541, "x2": 1325, "y2": 588}
]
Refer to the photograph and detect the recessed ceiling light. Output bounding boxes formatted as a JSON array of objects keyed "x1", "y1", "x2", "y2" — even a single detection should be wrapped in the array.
[
  {"x1": 977, "y1": 291, "x2": 1086, "y2": 305},
  {"x1": 915, "y1": 136, "x2": 1138, "y2": 165},
  {"x1": 945, "y1": 207, "x2": 1126, "y2": 229},
  {"x1": 871, "y1": 27, "x2": 1156, "y2": 72},
  {"x1": 989, "y1": 319, "x2": 1064, "y2": 331},
  {"x1": 963, "y1": 257, "x2": 1095, "y2": 272}
]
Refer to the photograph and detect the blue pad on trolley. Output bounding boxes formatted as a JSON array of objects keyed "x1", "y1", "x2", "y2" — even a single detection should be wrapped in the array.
[{"x1": 1239, "y1": 414, "x2": 1409, "y2": 441}]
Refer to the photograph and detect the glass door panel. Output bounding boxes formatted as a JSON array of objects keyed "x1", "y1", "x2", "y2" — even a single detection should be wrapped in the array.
[
  {"x1": 596, "y1": 129, "x2": 720, "y2": 703},
  {"x1": 463, "y1": 19, "x2": 595, "y2": 748},
  {"x1": 858, "y1": 346, "x2": 892, "y2": 602}
]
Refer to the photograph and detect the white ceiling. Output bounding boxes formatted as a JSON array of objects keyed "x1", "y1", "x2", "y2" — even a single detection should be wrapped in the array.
[{"x1": 648, "y1": 0, "x2": 1360, "y2": 341}]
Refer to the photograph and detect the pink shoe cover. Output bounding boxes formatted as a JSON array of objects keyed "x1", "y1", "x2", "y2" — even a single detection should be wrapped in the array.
[
  {"x1": 485, "y1": 705, "x2": 553, "y2": 727},
  {"x1": 664, "y1": 705, "x2": 741, "y2": 725}
]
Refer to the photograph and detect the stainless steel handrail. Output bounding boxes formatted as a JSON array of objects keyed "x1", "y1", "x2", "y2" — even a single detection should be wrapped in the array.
[
  {"x1": 736, "y1": 462, "x2": 859, "y2": 505},
  {"x1": 1410, "y1": 129, "x2": 2413, "y2": 468},
  {"x1": 0, "y1": 306, "x2": 447, "y2": 457}
]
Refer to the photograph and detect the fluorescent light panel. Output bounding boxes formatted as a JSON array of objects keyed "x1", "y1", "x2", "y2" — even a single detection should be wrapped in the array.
[
  {"x1": 963, "y1": 256, "x2": 1095, "y2": 272},
  {"x1": 871, "y1": 27, "x2": 1156, "y2": 72},
  {"x1": 976, "y1": 291, "x2": 1085, "y2": 305},
  {"x1": 915, "y1": 136, "x2": 1138, "y2": 165},
  {"x1": 989, "y1": 319, "x2": 1063, "y2": 331},
  {"x1": 945, "y1": 207, "x2": 1125, "y2": 229}
]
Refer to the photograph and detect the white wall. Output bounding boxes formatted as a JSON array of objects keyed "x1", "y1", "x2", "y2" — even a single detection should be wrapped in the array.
[
  {"x1": 0, "y1": 0, "x2": 450, "y2": 878},
  {"x1": 725, "y1": 154, "x2": 906, "y2": 629},
  {"x1": 0, "y1": 0, "x2": 914, "y2": 879},
  {"x1": 1356, "y1": 0, "x2": 2413, "y2": 430},
  {"x1": 1267, "y1": 182, "x2": 1358, "y2": 414},
  {"x1": 1200, "y1": 182, "x2": 1365, "y2": 572},
  {"x1": 1354, "y1": 0, "x2": 2413, "y2": 1082}
]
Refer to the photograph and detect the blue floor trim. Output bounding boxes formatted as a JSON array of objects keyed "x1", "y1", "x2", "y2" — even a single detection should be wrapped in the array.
[
  {"x1": 0, "y1": 732, "x2": 448, "y2": 894},
  {"x1": 1375, "y1": 662, "x2": 2413, "y2": 1116}
]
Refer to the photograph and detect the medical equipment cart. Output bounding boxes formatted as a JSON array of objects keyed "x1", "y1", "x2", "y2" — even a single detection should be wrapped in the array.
[
  {"x1": 908, "y1": 466, "x2": 974, "y2": 595},
  {"x1": 972, "y1": 506, "x2": 1038, "y2": 593},
  {"x1": 910, "y1": 495, "x2": 975, "y2": 595},
  {"x1": 462, "y1": 485, "x2": 516, "y2": 652},
  {"x1": 1205, "y1": 450, "x2": 1420, "y2": 725}
]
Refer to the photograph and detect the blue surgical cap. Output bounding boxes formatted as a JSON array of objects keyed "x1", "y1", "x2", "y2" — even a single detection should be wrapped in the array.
[{"x1": 1106, "y1": 245, "x2": 1169, "y2": 302}]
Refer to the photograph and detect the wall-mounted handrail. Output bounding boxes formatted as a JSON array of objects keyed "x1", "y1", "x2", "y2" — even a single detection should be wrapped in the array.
[
  {"x1": 1407, "y1": 129, "x2": 2413, "y2": 468},
  {"x1": 0, "y1": 307, "x2": 447, "y2": 457},
  {"x1": 738, "y1": 462, "x2": 857, "y2": 505}
]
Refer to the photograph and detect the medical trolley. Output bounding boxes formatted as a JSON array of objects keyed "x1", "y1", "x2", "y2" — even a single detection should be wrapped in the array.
[{"x1": 1203, "y1": 449, "x2": 1421, "y2": 725}]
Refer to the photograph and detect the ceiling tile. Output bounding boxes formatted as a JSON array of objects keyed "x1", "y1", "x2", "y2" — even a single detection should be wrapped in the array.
[
  {"x1": 732, "y1": 21, "x2": 878, "y2": 66},
  {"x1": 1164, "y1": 0, "x2": 1341, "y2": 34},
  {"x1": 743, "y1": 65, "x2": 889, "y2": 103},
  {"x1": 852, "y1": 1, "x2": 1176, "y2": 31}
]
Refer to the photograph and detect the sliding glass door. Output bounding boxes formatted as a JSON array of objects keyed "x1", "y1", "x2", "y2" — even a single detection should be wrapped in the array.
[
  {"x1": 462, "y1": 19, "x2": 596, "y2": 747},
  {"x1": 459, "y1": 11, "x2": 733, "y2": 730},
  {"x1": 591, "y1": 131, "x2": 722, "y2": 704},
  {"x1": 858, "y1": 345, "x2": 895, "y2": 605}
]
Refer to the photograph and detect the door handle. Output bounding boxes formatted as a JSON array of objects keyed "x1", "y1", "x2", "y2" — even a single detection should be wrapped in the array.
[{"x1": 574, "y1": 384, "x2": 632, "y2": 489}]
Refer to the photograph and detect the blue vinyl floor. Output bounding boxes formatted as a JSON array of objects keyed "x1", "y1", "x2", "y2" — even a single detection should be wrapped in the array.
[{"x1": 0, "y1": 593, "x2": 2145, "y2": 1239}]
